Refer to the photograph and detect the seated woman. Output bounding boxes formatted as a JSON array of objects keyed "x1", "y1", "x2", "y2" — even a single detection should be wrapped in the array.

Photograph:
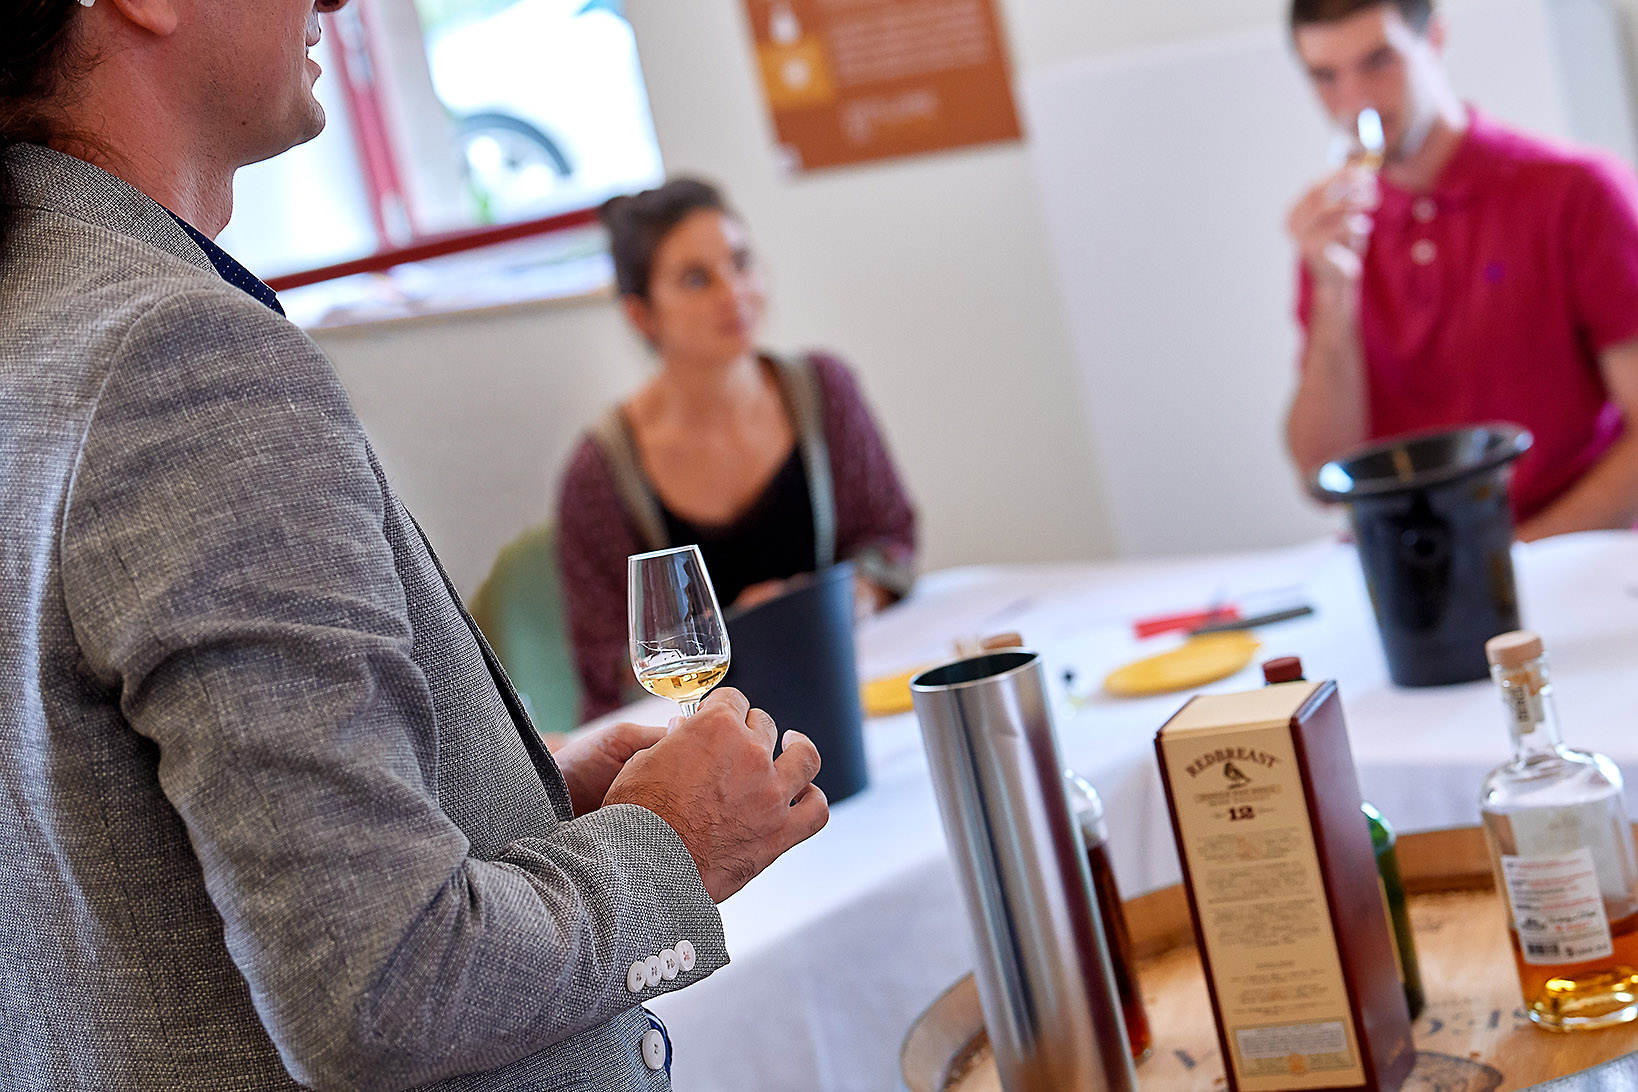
[{"x1": 558, "y1": 178, "x2": 917, "y2": 721}]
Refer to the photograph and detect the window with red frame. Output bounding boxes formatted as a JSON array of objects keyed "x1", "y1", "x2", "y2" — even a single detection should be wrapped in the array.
[{"x1": 218, "y1": 0, "x2": 662, "y2": 309}]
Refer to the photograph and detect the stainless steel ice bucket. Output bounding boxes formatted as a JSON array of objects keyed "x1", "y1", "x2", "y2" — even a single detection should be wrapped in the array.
[{"x1": 911, "y1": 650, "x2": 1136, "y2": 1092}]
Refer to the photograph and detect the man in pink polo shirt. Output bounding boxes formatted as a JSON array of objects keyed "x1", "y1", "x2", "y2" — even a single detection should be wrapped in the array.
[{"x1": 1284, "y1": 0, "x2": 1638, "y2": 539}]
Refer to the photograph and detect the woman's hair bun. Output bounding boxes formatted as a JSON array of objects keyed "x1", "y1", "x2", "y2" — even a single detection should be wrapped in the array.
[{"x1": 601, "y1": 177, "x2": 731, "y2": 299}]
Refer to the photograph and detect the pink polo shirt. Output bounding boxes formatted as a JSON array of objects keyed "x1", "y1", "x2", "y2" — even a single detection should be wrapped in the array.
[{"x1": 1298, "y1": 108, "x2": 1638, "y2": 521}]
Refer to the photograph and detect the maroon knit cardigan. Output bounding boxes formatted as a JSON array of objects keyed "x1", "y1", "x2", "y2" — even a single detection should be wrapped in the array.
[{"x1": 556, "y1": 352, "x2": 917, "y2": 722}]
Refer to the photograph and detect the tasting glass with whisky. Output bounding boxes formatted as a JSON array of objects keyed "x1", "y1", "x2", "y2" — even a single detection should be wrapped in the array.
[{"x1": 628, "y1": 545, "x2": 730, "y2": 718}]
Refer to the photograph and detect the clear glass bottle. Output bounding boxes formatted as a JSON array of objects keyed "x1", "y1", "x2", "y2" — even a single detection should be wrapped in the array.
[
  {"x1": 1261, "y1": 657, "x2": 1425, "y2": 1018},
  {"x1": 1479, "y1": 630, "x2": 1638, "y2": 1031},
  {"x1": 1064, "y1": 771, "x2": 1152, "y2": 1063}
]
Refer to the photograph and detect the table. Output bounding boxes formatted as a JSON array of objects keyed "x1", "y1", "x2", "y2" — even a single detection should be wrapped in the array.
[
  {"x1": 622, "y1": 532, "x2": 1638, "y2": 1091},
  {"x1": 905, "y1": 826, "x2": 1638, "y2": 1091}
]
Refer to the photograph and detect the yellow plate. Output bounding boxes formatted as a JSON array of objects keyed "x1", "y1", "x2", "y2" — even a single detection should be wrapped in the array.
[
  {"x1": 861, "y1": 667, "x2": 922, "y2": 717},
  {"x1": 1102, "y1": 632, "x2": 1262, "y2": 697}
]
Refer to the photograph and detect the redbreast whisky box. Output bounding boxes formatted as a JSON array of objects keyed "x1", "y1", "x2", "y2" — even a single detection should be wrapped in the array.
[{"x1": 1156, "y1": 680, "x2": 1414, "y2": 1092}]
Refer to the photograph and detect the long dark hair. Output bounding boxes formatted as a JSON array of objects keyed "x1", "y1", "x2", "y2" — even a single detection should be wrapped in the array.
[
  {"x1": 598, "y1": 178, "x2": 733, "y2": 300},
  {"x1": 1, "y1": 0, "x2": 85, "y2": 253}
]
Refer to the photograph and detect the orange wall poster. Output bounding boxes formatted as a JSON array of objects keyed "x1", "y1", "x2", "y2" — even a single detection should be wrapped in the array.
[{"x1": 743, "y1": 0, "x2": 1023, "y2": 172}]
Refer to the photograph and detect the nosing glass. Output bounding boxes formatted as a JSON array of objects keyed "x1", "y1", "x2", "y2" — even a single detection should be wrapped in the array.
[{"x1": 629, "y1": 544, "x2": 703, "y2": 562}]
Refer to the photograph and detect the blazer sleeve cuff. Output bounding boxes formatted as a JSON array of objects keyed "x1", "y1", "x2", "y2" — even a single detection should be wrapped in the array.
[{"x1": 563, "y1": 802, "x2": 728, "y2": 998}]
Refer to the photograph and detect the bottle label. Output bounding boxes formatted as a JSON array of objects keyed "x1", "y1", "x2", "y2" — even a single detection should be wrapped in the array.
[
  {"x1": 1159, "y1": 720, "x2": 1363, "y2": 1089},
  {"x1": 1504, "y1": 681, "x2": 1544, "y2": 732},
  {"x1": 1234, "y1": 1021, "x2": 1349, "y2": 1065},
  {"x1": 1503, "y1": 793, "x2": 1635, "y2": 906},
  {"x1": 1501, "y1": 849, "x2": 1614, "y2": 965}
]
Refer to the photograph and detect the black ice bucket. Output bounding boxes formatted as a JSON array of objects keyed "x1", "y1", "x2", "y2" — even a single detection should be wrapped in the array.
[
  {"x1": 1311, "y1": 424, "x2": 1532, "y2": 687},
  {"x1": 722, "y1": 562, "x2": 869, "y2": 803}
]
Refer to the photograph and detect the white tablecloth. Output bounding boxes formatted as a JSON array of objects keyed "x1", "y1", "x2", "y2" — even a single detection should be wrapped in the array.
[{"x1": 622, "y1": 532, "x2": 1638, "y2": 1091}]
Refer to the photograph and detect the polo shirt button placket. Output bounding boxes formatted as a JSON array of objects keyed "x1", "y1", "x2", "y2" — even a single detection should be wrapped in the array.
[
  {"x1": 1413, "y1": 198, "x2": 1437, "y2": 224},
  {"x1": 1411, "y1": 239, "x2": 1438, "y2": 266}
]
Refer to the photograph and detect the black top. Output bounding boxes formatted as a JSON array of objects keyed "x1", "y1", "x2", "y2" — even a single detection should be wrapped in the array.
[{"x1": 660, "y1": 448, "x2": 816, "y2": 608}]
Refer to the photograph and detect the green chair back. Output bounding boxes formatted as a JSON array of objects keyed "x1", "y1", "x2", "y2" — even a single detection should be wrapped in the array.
[{"x1": 469, "y1": 522, "x2": 581, "y2": 735}]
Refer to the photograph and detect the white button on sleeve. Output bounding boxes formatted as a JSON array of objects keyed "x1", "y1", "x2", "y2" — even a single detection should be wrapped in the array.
[
  {"x1": 676, "y1": 939, "x2": 696, "y2": 972},
  {"x1": 641, "y1": 1028, "x2": 667, "y2": 1071},
  {"x1": 644, "y1": 954, "x2": 664, "y2": 987},
  {"x1": 627, "y1": 961, "x2": 648, "y2": 994},
  {"x1": 660, "y1": 949, "x2": 680, "y2": 980}
]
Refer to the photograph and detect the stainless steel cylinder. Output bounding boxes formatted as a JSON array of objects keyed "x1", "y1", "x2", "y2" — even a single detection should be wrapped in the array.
[{"x1": 912, "y1": 651, "x2": 1136, "y2": 1092}]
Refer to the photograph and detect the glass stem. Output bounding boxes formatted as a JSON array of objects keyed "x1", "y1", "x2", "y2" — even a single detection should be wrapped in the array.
[{"x1": 678, "y1": 699, "x2": 701, "y2": 719}]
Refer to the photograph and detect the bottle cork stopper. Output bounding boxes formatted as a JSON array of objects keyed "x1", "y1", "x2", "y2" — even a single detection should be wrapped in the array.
[
  {"x1": 1485, "y1": 630, "x2": 1543, "y2": 668},
  {"x1": 1261, "y1": 656, "x2": 1305, "y2": 684}
]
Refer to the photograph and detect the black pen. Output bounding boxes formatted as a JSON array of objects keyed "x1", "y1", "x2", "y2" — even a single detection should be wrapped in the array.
[{"x1": 1190, "y1": 605, "x2": 1315, "y2": 635}]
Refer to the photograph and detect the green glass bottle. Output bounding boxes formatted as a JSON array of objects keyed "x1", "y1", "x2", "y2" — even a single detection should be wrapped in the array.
[
  {"x1": 1262, "y1": 657, "x2": 1425, "y2": 1019},
  {"x1": 1361, "y1": 801, "x2": 1425, "y2": 1018}
]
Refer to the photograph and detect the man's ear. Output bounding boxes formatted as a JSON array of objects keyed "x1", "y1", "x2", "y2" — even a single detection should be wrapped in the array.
[
  {"x1": 1425, "y1": 13, "x2": 1447, "y2": 57},
  {"x1": 100, "y1": 0, "x2": 181, "y2": 36}
]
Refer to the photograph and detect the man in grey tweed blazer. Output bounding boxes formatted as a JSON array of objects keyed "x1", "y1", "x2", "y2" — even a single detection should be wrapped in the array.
[{"x1": 0, "y1": 1, "x2": 827, "y2": 1089}]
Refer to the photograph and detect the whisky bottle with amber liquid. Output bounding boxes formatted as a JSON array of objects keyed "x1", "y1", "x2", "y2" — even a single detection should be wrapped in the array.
[
  {"x1": 1065, "y1": 771, "x2": 1152, "y2": 1062},
  {"x1": 1480, "y1": 630, "x2": 1638, "y2": 1031}
]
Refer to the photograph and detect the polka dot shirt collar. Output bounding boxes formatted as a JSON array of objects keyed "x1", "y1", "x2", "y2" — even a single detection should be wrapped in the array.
[{"x1": 164, "y1": 210, "x2": 285, "y2": 317}]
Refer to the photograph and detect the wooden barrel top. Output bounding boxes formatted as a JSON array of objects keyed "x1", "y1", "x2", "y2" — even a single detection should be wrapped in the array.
[{"x1": 902, "y1": 827, "x2": 1638, "y2": 1092}]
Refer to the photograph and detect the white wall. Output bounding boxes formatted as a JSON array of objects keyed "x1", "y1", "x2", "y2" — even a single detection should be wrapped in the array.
[
  {"x1": 313, "y1": 0, "x2": 1638, "y2": 592},
  {"x1": 622, "y1": 0, "x2": 1122, "y2": 570},
  {"x1": 1024, "y1": 0, "x2": 1638, "y2": 557},
  {"x1": 311, "y1": 299, "x2": 649, "y2": 594},
  {"x1": 318, "y1": 0, "x2": 1136, "y2": 593}
]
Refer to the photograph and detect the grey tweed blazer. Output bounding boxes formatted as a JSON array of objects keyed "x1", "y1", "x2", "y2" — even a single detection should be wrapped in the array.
[{"x1": 0, "y1": 145, "x2": 724, "y2": 1092}]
